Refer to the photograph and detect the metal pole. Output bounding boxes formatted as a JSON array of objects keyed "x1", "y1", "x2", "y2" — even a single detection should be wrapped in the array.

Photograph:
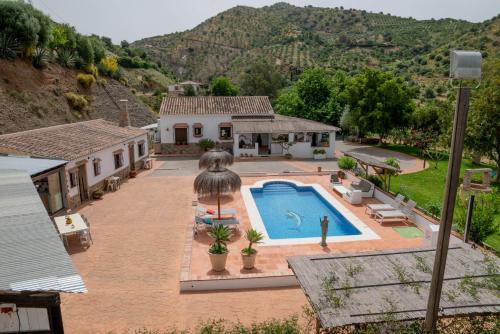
[
  {"x1": 464, "y1": 194, "x2": 475, "y2": 243},
  {"x1": 423, "y1": 86, "x2": 470, "y2": 333}
]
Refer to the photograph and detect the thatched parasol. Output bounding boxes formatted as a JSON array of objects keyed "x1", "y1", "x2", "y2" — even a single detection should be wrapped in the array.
[
  {"x1": 194, "y1": 164, "x2": 241, "y2": 219},
  {"x1": 199, "y1": 148, "x2": 234, "y2": 169}
]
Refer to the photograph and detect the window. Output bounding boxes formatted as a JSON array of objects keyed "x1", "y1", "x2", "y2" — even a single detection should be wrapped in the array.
[
  {"x1": 93, "y1": 160, "x2": 101, "y2": 176},
  {"x1": 193, "y1": 124, "x2": 203, "y2": 137},
  {"x1": 114, "y1": 152, "x2": 123, "y2": 169},
  {"x1": 138, "y1": 142, "x2": 145, "y2": 157},
  {"x1": 69, "y1": 171, "x2": 77, "y2": 188},
  {"x1": 219, "y1": 125, "x2": 232, "y2": 140}
]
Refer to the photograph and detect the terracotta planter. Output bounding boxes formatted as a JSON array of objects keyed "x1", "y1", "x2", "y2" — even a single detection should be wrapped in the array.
[
  {"x1": 129, "y1": 171, "x2": 138, "y2": 178},
  {"x1": 241, "y1": 250, "x2": 257, "y2": 269},
  {"x1": 209, "y1": 251, "x2": 228, "y2": 272}
]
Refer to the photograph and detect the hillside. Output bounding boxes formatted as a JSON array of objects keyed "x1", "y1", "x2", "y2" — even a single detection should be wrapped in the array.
[
  {"x1": 133, "y1": 2, "x2": 499, "y2": 84},
  {"x1": 0, "y1": 59, "x2": 157, "y2": 134}
]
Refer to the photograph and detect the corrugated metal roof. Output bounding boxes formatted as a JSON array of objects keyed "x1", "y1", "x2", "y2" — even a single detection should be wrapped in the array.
[
  {"x1": 0, "y1": 169, "x2": 86, "y2": 293},
  {"x1": 232, "y1": 114, "x2": 340, "y2": 133},
  {"x1": 160, "y1": 96, "x2": 275, "y2": 115},
  {"x1": 0, "y1": 156, "x2": 67, "y2": 176}
]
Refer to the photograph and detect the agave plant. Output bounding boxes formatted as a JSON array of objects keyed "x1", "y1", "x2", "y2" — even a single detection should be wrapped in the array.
[
  {"x1": 241, "y1": 229, "x2": 264, "y2": 255},
  {"x1": 32, "y1": 47, "x2": 48, "y2": 69},
  {"x1": 208, "y1": 224, "x2": 232, "y2": 254},
  {"x1": 56, "y1": 49, "x2": 76, "y2": 68},
  {"x1": 0, "y1": 32, "x2": 19, "y2": 59}
]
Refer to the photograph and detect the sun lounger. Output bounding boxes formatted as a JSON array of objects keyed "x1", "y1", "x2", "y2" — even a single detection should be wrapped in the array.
[
  {"x1": 374, "y1": 200, "x2": 416, "y2": 224},
  {"x1": 332, "y1": 184, "x2": 349, "y2": 195},
  {"x1": 196, "y1": 206, "x2": 236, "y2": 217},
  {"x1": 193, "y1": 216, "x2": 240, "y2": 235},
  {"x1": 365, "y1": 194, "x2": 406, "y2": 216}
]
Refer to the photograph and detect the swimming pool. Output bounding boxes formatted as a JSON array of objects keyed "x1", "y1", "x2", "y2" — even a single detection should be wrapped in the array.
[{"x1": 241, "y1": 179, "x2": 379, "y2": 245}]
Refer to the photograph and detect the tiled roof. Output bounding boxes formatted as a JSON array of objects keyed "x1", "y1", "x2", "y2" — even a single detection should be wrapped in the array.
[
  {"x1": 232, "y1": 114, "x2": 340, "y2": 133},
  {"x1": 0, "y1": 169, "x2": 86, "y2": 293},
  {"x1": 160, "y1": 96, "x2": 275, "y2": 116},
  {"x1": 0, "y1": 119, "x2": 146, "y2": 161}
]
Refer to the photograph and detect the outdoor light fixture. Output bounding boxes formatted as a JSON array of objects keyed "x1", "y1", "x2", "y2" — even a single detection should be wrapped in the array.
[
  {"x1": 449, "y1": 50, "x2": 482, "y2": 86},
  {"x1": 424, "y1": 50, "x2": 482, "y2": 333}
]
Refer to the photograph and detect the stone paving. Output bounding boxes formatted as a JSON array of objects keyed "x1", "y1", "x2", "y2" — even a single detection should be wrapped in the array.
[{"x1": 60, "y1": 145, "x2": 427, "y2": 333}]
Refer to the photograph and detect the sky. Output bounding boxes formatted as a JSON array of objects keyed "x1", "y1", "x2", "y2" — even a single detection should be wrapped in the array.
[{"x1": 31, "y1": 0, "x2": 500, "y2": 43}]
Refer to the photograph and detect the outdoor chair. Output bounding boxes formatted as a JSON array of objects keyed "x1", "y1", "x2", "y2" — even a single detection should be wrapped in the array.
[
  {"x1": 343, "y1": 189, "x2": 363, "y2": 205},
  {"x1": 330, "y1": 174, "x2": 341, "y2": 185},
  {"x1": 79, "y1": 230, "x2": 92, "y2": 248},
  {"x1": 365, "y1": 194, "x2": 405, "y2": 216},
  {"x1": 349, "y1": 179, "x2": 374, "y2": 197},
  {"x1": 374, "y1": 199, "x2": 417, "y2": 224},
  {"x1": 331, "y1": 183, "x2": 349, "y2": 195},
  {"x1": 193, "y1": 215, "x2": 240, "y2": 236}
]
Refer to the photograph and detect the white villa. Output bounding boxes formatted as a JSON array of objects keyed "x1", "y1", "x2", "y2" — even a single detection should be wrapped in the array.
[
  {"x1": 158, "y1": 96, "x2": 340, "y2": 158},
  {"x1": 167, "y1": 81, "x2": 203, "y2": 95},
  {"x1": 0, "y1": 118, "x2": 149, "y2": 210}
]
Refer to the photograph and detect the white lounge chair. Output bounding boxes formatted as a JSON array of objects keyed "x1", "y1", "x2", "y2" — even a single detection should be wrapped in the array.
[
  {"x1": 365, "y1": 194, "x2": 405, "y2": 216},
  {"x1": 374, "y1": 200, "x2": 417, "y2": 224},
  {"x1": 349, "y1": 179, "x2": 374, "y2": 197},
  {"x1": 343, "y1": 189, "x2": 363, "y2": 205},
  {"x1": 332, "y1": 184, "x2": 349, "y2": 195}
]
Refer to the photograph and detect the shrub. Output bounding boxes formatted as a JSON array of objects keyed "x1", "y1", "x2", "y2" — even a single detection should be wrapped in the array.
[
  {"x1": 84, "y1": 64, "x2": 98, "y2": 77},
  {"x1": 0, "y1": 32, "x2": 19, "y2": 59},
  {"x1": 453, "y1": 192, "x2": 499, "y2": 244},
  {"x1": 425, "y1": 201, "x2": 442, "y2": 218},
  {"x1": 365, "y1": 175, "x2": 383, "y2": 188},
  {"x1": 119, "y1": 77, "x2": 129, "y2": 86},
  {"x1": 313, "y1": 148, "x2": 326, "y2": 155},
  {"x1": 198, "y1": 139, "x2": 215, "y2": 151},
  {"x1": 97, "y1": 78, "x2": 107, "y2": 86},
  {"x1": 32, "y1": 47, "x2": 48, "y2": 69},
  {"x1": 338, "y1": 156, "x2": 356, "y2": 170},
  {"x1": 56, "y1": 49, "x2": 75, "y2": 68},
  {"x1": 64, "y1": 92, "x2": 87, "y2": 110},
  {"x1": 76, "y1": 73, "x2": 96, "y2": 89},
  {"x1": 99, "y1": 56, "x2": 118, "y2": 76}
]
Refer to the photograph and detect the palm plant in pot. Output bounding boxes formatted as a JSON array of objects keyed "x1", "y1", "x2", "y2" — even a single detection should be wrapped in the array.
[
  {"x1": 208, "y1": 224, "x2": 232, "y2": 272},
  {"x1": 241, "y1": 228, "x2": 264, "y2": 269}
]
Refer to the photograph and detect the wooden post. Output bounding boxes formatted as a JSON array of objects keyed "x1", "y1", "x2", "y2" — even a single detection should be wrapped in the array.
[
  {"x1": 424, "y1": 87, "x2": 470, "y2": 333},
  {"x1": 464, "y1": 194, "x2": 475, "y2": 243}
]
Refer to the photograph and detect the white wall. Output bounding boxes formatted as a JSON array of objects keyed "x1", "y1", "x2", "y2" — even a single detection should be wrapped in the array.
[
  {"x1": 160, "y1": 115, "x2": 232, "y2": 144},
  {"x1": 65, "y1": 134, "x2": 149, "y2": 197},
  {"x1": 287, "y1": 131, "x2": 336, "y2": 159}
]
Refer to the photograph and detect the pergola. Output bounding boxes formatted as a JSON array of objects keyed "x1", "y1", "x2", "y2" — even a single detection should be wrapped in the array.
[
  {"x1": 288, "y1": 246, "x2": 500, "y2": 333},
  {"x1": 342, "y1": 151, "x2": 401, "y2": 190}
]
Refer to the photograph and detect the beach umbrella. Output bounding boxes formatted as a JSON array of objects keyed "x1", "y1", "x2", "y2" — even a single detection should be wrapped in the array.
[
  {"x1": 194, "y1": 164, "x2": 241, "y2": 219},
  {"x1": 198, "y1": 148, "x2": 234, "y2": 169}
]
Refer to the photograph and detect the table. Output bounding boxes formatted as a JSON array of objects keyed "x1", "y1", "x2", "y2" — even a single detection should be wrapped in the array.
[
  {"x1": 105, "y1": 176, "x2": 120, "y2": 191},
  {"x1": 54, "y1": 214, "x2": 90, "y2": 248}
]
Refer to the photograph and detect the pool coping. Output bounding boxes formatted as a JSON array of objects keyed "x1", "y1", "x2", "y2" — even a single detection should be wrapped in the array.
[{"x1": 241, "y1": 179, "x2": 380, "y2": 246}]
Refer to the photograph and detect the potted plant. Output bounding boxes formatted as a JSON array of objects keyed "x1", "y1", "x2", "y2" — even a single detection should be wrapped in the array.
[
  {"x1": 129, "y1": 170, "x2": 138, "y2": 178},
  {"x1": 92, "y1": 189, "x2": 104, "y2": 200},
  {"x1": 241, "y1": 228, "x2": 264, "y2": 269},
  {"x1": 313, "y1": 148, "x2": 327, "y2": 160},
  {"x1": 198, "y1": 138, "x2": 215, "y2": 152},
  {"x1": 208, "y1": 224, "x2": 232, "y2": 272}
]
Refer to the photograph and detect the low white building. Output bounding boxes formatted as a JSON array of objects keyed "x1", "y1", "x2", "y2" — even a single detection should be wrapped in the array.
[
  {"x1": 158, "y1": 96, "x2": 340, "y2": 158},
  {"x1": 0, "y1": 118, "x2": 149, "y2": 210}
]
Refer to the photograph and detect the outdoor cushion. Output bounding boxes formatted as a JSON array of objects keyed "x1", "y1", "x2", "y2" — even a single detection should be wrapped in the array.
[{"x1": 206, "y1": 209, "x2": 215, "y2": 214}]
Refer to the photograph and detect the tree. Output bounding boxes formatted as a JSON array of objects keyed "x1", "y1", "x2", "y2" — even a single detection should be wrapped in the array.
[
  {"x1": 0, "y1": 1, "x2": 51, "y2": 52},
  {"x1": 466, "y1": 58, "x2": 500, "y2": 182},
  {"x1": 275, "y1": 68, "x2": 343, "y2": 126},
  {"x1": 210, "y1": 77, "x2": 239, "y2": 96},
  {"x1": 239, "y1": 61, "x2": 285, "y2": 99},
  {"x1": 77, "y1": 36, "x2": 94, "y2": 66},
  {"x1": 342, "y1": 68, "x2": 415, "y2": 141},
  {"x1": 183, "y1": 84, "x2": 196, "y2": 96}
]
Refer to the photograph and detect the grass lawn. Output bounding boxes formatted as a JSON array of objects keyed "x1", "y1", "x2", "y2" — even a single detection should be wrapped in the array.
[{"x1": 381, "y1": 144, "x2": 500, "y2": 253}]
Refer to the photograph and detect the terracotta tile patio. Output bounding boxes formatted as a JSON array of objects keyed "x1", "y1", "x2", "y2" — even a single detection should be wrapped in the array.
[{"x1": 60, "y1": 158, "x2": 425, "y2": 334}]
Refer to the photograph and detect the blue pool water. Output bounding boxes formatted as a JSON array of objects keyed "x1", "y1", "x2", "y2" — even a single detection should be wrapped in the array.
[{"x1": 251, "y1": 181, "x2": 361, "y2": 239}]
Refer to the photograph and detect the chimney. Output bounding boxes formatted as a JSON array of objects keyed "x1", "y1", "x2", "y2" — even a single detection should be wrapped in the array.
[{"x1": 119, "y1": 99, "x2": 130, "y2": 127}]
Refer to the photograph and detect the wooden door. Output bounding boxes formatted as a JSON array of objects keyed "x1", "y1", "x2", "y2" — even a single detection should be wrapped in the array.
[
  {"x1": 78, "y1": 165, "x2": 88, "y2": 202},
  {"x1": 174, "y1": 127, "x2": 188, "y2": 144}
]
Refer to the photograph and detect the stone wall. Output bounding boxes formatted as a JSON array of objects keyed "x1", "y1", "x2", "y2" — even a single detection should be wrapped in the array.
[{"x1": 160, "y1": 143, "x2": 204, "y2": 155}]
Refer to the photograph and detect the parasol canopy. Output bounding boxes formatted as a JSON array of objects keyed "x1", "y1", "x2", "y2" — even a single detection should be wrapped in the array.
[{"x1": 198, "y1": 148, "x2": 234, "y2": 169}]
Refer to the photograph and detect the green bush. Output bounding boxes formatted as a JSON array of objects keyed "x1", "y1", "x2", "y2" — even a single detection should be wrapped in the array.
[
  {"x1": 365, "y1": 175, "x2": 383, "y2": 188},
  {"x1": 453, "y1": 192, "x2": 499, "y2": 244},
  {"x1": 198, "y1": 139, "x2": 215, "y2": 151},
  {"x1": 76, "y1": 73, "x2": 95, "y2": 89},
  {"x1": 313, "y1": 148, "x2": 326, "y2": 155},
  {"x1": 0, "y1": 32, "x2": 19, "y2": 59},
  {"x1": 56, "y1": 49, "x2": 76, "y2": 68},
  {"x1": 64, "y1": 92, "x2": 87, "y2": 110},
  {"x1": 32, "y1": 47, "x2": 48, "y2": 69},
  {"x1": 338, "y1": 156, "x2": 356, "y2": 170}
]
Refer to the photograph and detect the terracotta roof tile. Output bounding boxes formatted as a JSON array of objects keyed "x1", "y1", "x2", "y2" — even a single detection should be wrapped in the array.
[
  {"x1": 159, "y1": 96, "x2": 274, "y2": 116},
  {"x1": 0, "y1": 119, "x2": 147, "y2": 161}
]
